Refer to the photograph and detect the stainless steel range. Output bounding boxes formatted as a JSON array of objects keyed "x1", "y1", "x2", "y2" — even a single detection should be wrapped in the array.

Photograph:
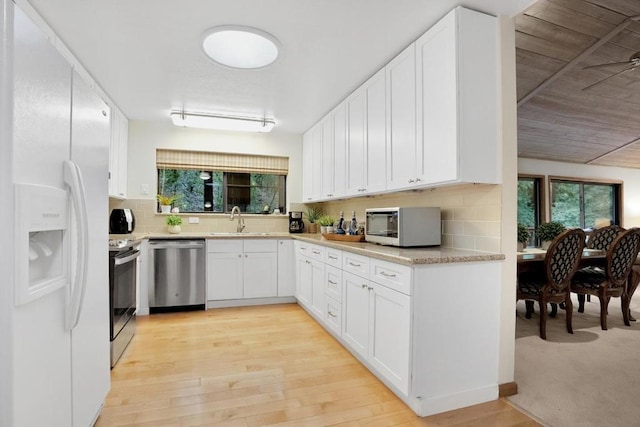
[{"x1": 108, "y1": 239, "x2": 140, "y2": 367}]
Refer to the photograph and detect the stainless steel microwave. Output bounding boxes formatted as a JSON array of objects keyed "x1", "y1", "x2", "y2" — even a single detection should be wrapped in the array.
[{"x1": 365, "y1": 207, "x2": 441, "y2": 247}]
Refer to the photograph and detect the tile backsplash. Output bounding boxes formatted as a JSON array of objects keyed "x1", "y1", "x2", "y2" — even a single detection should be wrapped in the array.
[
  {"x1": 110, "y1": 182, "x2": 502, "y2": 253},
  {"x1": 108, "y1": 199, "x2": 290, "y2": 234},
  {"x1": 308, "y1": 183, "x2": 502, "y2": 253}
]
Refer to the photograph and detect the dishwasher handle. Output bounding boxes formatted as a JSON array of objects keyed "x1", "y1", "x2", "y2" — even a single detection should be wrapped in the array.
[{"x1": 149, "y1": 240, "x2": 204, "y2": 250}]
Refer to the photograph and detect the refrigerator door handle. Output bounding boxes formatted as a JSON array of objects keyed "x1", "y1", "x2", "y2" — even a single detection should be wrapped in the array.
[{"x1": 63, "y1": 160, "x2": 90, "y2": 331}]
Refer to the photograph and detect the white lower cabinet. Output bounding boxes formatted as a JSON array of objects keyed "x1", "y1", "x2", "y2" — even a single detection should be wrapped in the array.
[
  {"x1": 342, "y1": 271, "x2": 410, "y2": 394},
  {"x1": 207, "y1": 239, "x2": 277, "y2": 301},
  {"x1": 342, "y1": 271, "x2": 371, "y2": 359},
  {"x1": 294, "y1": 239, "x2": 502, "y2": 417},
  {"x1": 294, "y1": 241, "x2": 325, "y2": 317},
  {"x1": 277, "y1": 239, "x2": 295, "y2": 297}
]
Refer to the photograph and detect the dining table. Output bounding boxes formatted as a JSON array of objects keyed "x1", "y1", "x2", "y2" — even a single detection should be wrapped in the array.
[{"x1": 517, "y1": 247, "x2": 640, "y2": 320}]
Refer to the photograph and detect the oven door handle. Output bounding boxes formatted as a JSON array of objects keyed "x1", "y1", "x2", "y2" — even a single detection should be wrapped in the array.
[{"x1": 114, "y1": 251, "x2": 140, "y2": 266}]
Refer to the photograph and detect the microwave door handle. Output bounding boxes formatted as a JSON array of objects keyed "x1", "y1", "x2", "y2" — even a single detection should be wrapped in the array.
[{"x1": 63, "y1": 160, "x2": 90, "y2": 332}]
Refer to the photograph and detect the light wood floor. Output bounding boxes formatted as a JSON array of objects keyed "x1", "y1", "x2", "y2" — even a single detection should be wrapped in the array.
[{"x1": 96, "y1": 304, "x2": 539, "y2": 426}]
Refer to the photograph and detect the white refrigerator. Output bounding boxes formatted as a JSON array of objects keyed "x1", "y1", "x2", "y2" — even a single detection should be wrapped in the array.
[{"x1": 0, "y1": 2, "x2": 111, "y2": 426}]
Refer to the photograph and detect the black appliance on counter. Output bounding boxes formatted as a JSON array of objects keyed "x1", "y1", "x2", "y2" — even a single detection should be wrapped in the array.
[
  {"x1": 289, "y1": 211, "x2": 304, "y2": 233},
  {"x1": 110, "y1": 208, "x2": 135, "y2": 234}
]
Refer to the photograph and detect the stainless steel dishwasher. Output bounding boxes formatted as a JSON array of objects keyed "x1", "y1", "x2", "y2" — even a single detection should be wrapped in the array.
[{"x1": 148, "y1": 239, "x2": 205, "y2": 312}]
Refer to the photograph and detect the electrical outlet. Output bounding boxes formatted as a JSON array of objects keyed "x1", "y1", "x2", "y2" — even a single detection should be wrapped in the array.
[
  {"x1": 189, "y1": 217, "x2": 199, "y2": 224},
  {"x1": 140, "y1": 184, "x2": 149, "y2": 195}
]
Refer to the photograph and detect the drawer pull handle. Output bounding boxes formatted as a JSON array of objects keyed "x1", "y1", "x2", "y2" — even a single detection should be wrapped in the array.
[
  {"x1": 328, "y1": 280, "x2": 337, "y2": 285},
  {"x1": 349, "y1": 262, "x2": 361, "y2": 267},
  {"x1": 328, "y1": 255, "x2": 338, "y2": 260},
  {"x1": 313, "y1": 250, "x2": 321, "y2": 255},
  {"x1": 380, "y1": 271, "x2": 397, "y2": 278},
  {"x1": 328, "y1": 311, "x2": 337, "y2": 318}
]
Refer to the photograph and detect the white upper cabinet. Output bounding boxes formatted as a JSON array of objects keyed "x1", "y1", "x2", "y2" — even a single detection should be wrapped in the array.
[
  {"x1": 333, "y1": 104, "x2": 347, "y2": 199},
  {"x1": 321, "y1": 114, "x2": 335, "y2": 199},
  {"x1": 386, "y1": 44, "x2": 418, "y2": 191},
  {"x1": 365, "y1": 69, "x2": 387, "y2": 194},
  {"x1": 346, "y1": 68, "x2": 387, "y2": 196},
  {"x1": 302, "y1": 123, "x2": 322, "y2": 202},
  {"x1": 346, "y1": 85, "x2": 367, "y2": 196},
  {"x1": 108, "y1": 106, "x2": 128, "y2": 198},
  {"x1": 416, "y1": 7, "x2": 499, "y2": 186},
  {"x1": 301, "y1": 6, "x2": 499, "y2": 202}
]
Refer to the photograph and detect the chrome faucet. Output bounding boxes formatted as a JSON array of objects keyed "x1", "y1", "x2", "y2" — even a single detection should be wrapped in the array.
[{"x1": 229, "y1": 206, "x2": 245, "y2": 233}]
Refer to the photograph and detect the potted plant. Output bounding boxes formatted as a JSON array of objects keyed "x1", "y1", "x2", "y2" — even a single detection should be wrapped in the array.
[
  {"x1": 318, "y1": 215, "x2": 336, "y2": 234},
  {"x1": 166, "y1": 214, "x2": 182, "y2": 234},
  {"x1": 305, "y1": 206, "x2": 323, "y2": 234},
  {"x1": 536, "y1": 221, "x2": 566, "y2": 249},
  {"x1": 157, "y1": 194, "x2": 180, "y2": 214},
  {"x1": 517, "y1": 223, "x2": 530, "y2": 252}
]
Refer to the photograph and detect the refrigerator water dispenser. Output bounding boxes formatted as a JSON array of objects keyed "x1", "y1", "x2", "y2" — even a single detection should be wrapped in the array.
[{"x1": 15, "y1": 183, "x2": 69, "y2": 305}]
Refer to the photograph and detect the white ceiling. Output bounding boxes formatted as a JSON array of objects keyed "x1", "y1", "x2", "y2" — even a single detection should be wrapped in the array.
[{"x1": 28, "y1": 0, "x2": 533, "y2": 134}]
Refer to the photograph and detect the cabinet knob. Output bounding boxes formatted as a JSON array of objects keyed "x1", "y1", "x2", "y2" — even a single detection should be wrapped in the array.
[
  {"x1": 368, "y1": 286, "x2": 373, "y2": 291},
  {"x1": 328, "y1": 311, "x2": 337, "y2": 318},
  {"x1": 415, "y1": 177, "x2": 422, "y2": 182},
  {"x1": 408, "y1": 179, "x2": 415, "y2": 183},
  {"x1": 245, "y1": 254, "x2": 248, "y2": 258},
  {"x1": 238, "y1": 254, "x2": 241, "y2": 258},
  {"x1": 361, "y1": 284, "x2": 367, "y2": 289}
]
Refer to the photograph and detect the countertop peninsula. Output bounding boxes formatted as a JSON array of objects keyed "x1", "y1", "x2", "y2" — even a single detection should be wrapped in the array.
[{"x1": 112, "y1": 231, "x2": 504, "y2": 266}]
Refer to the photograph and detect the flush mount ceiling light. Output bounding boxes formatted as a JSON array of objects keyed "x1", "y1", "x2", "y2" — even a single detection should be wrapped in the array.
[
  {"x1": 170, "y1": 111, "x2": 275, "y2": 133},
  {"x1": 199, "y1": 171, "x2": 211, "y2": 180},
  {"x1": 202, "y1": 25, "x2": 280, "y2": 69}
]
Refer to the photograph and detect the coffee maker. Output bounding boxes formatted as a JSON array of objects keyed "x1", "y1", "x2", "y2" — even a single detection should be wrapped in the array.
[{"x1": 289, "y1": 211, "x2": 304, "y2": 233}]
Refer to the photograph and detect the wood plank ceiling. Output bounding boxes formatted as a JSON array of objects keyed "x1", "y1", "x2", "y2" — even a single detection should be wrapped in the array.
[{"x1": 516, "y1": 0, "x2": 640, "y2": 168}]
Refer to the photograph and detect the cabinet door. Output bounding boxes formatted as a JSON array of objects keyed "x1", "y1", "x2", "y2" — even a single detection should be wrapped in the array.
[
  {"x1": 416, "y1": 11, "x2": 458, "y2": 185},
  {"x1": 387, "y1": 44, "x2": 418, "y2": 190},
  {"x1": 342, "y1": 271, "x2": 370, "y2": 359},
  {"x1": 310, "y1": 123, "x2": 323, "y2": 200},
  {"x1": 365, "y1": 68, "x2": 387, "y2": 194},
  {"x1": 277, "y1": 240, "x2": 294, "y2": 297},
  {"x1": 333, "y1": 103, "x2": 347, "y2": 198},
  {"x1": 108, "y1": 107, "x2": 128, "y2": 198},
  {"x1": 243, "y1": 252, "x2": 277, "y2": 298},
  {"x1": 296, "y1": 255, "x2": 313, "y2": 307},
  {"x1": 346, "y1": 87, "x2": 366, "y2": 195},
  {"x1": 369, "y1": 283, "x2": 411, "y2": 394},
  {"x1": 207, "y1": 252, "x2": 243, "y2": 300},
  {"x1": 310, "y1": 258, "x2": 325, "y2": 318},
  {"x1": 302, "y1": 131, "x2": 312, "y2": 202},
  {"x1": 321, "y1": 115, "x2": 335, "y2": 199}
]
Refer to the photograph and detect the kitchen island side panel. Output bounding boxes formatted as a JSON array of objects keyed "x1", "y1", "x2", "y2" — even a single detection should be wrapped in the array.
[{"x1": 410, "y1": 261, "x2": 501, "y2": 416}]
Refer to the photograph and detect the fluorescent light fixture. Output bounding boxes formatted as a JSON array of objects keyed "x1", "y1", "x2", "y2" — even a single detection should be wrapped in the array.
[
  {"x1": 202, "y1": 26, "x2": 280, "y2": 69},
  {"x1": 170, "y1": 111, "x2": 275, "y2": 133}
]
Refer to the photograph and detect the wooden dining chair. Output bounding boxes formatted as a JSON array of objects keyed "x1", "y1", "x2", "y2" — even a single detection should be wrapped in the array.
[
  {"x1": 587, "y1": 224, "x2": 624, "y2": 250},
  {"x1": 571, "y1": 228, "x2": 640, "y2": 330},
  {"x1": 579, "y1": 225, "x2": 625, "y2": 306},
  {"x1": 517, "y1": 229, "x2": 586, "y2": 340}
]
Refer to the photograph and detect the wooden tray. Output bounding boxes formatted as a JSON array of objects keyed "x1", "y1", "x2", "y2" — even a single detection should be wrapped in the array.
[{"x1": 321, "y1": 233, "x2": 365, "y2": 242}]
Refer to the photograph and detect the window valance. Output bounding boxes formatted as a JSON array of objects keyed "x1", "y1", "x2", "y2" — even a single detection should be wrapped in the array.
[{"x1": 156, "y1": 149, "x2": 289, "y2": 175}]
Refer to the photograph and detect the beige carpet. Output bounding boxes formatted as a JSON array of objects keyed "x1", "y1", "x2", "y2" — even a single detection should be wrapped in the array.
[{"x1": 508, "y1": 296, "x2": 640, "y2": 427}]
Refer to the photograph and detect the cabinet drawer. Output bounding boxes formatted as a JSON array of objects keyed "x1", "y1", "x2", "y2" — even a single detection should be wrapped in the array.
[
  {"x1": 325, "y1": 248, "x2": 343, "y2": 267},
  {"x1": 324, "y1": 296, "x2": 342, "y2": 336},
  {"x1": 325, "y1": 265, "x2": 342, "y2": 302},
  {"x1": 207, "y1": 239, "x2": 242, "y2": 253},
  {"x1": 343, "y1": 252, "x2": 369, "y2": 278},
  {"x1": 243, "y1": 239, "x2": 277, "y2": 253},
  {"x1": 308, "y1": 244, "x2": 325, "y2": 261},
  {"x1": 370, "y1": 258, "x2": 412, "y2": 295},
  {"x1": 295, "y1": 241, "x2": 324, "y2": 260}
]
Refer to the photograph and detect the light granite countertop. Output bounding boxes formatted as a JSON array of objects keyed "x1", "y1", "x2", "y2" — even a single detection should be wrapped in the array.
[{"x1": 110, "y1": 231, "x2": 504, "y2": 266}]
